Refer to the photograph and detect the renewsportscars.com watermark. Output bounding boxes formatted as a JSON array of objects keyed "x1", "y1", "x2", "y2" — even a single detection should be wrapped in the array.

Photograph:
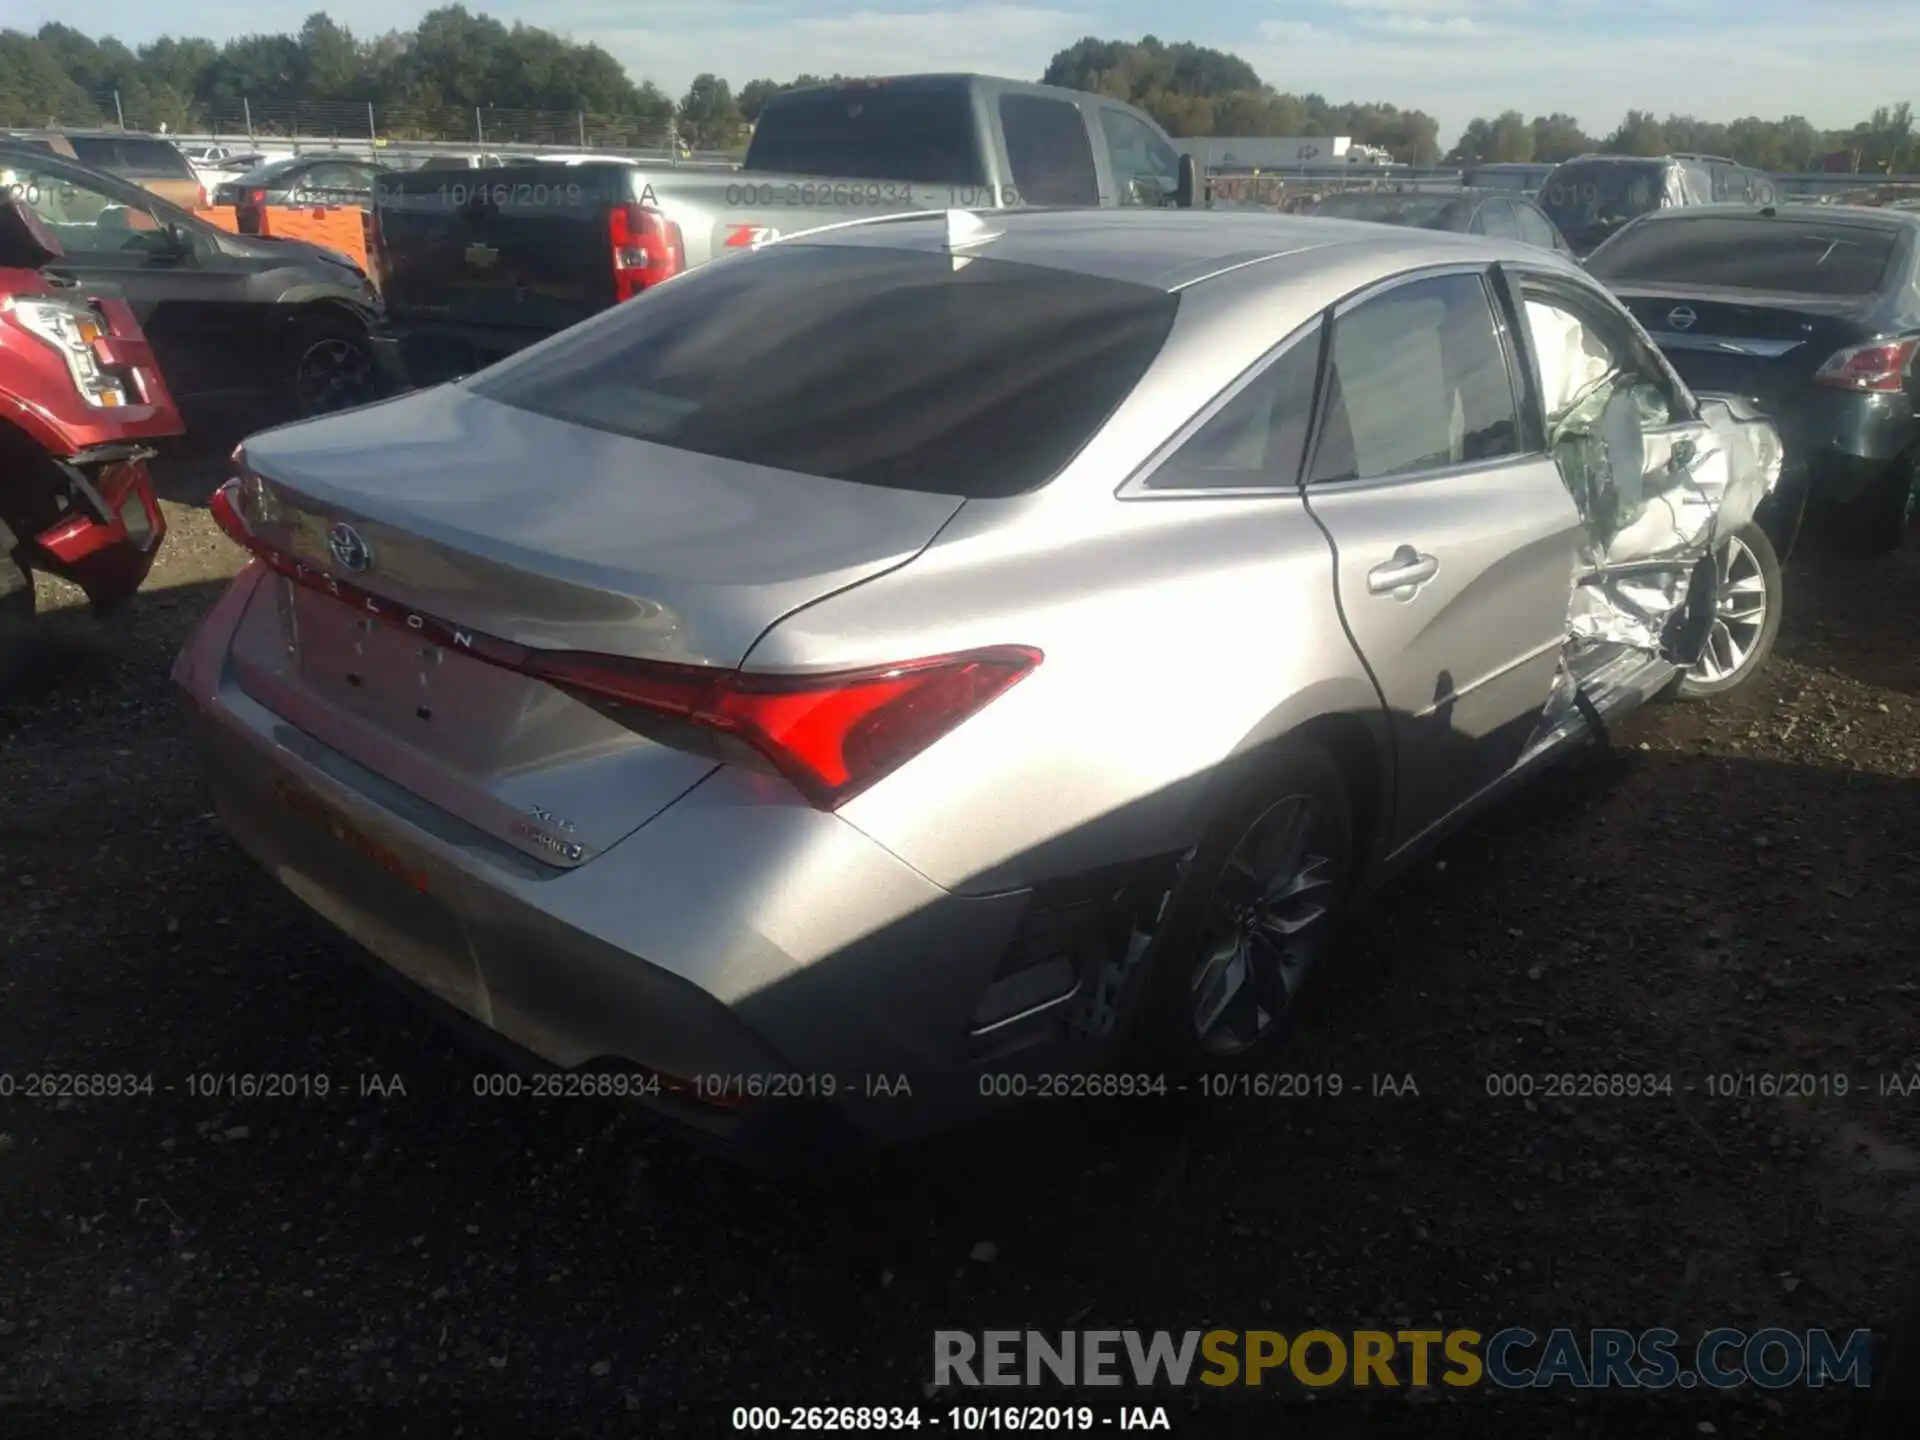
[{"x1": 933, "y1": 1328, "x2": 1876, "y2": 1391}]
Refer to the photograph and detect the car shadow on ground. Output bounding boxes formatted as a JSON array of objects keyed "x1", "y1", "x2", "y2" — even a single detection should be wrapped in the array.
[{"x1": 1777, "y1": 523, "x2": 1920, "y2": 698}]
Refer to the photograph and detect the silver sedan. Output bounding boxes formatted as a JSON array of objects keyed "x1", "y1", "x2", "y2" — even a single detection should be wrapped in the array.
[{"x1": 175, "y1": 207, "x2": 1784, "y2": 1159}]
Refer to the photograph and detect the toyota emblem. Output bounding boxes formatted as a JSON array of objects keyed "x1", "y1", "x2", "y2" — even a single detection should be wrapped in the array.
[
  {"x1": 1667, "y1": 306, "x2": 1697, "y2": 331},
  {"x1": 327, "y1": 522, "x2": 373, "y2": 573}
]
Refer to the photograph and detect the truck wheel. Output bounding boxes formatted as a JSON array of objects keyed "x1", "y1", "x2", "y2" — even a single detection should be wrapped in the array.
[
  {"x1": 1665, "y1": 523, "x2": 1782, "y2": 702},
  {"x1": 287, "y1": 311, "x2": 378, "y2": 418},
  {"x1": 1838, "y1": 458, "x2": 1916, "y2": 555}
]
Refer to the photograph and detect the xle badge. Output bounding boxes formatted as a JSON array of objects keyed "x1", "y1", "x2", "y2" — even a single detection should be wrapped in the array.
[{"x1": 515, "y1": 807, "x2": 584, "y2": 862}]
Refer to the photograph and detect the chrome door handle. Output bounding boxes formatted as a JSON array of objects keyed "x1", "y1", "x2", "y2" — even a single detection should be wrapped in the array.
[{"x1": 1368, "y1": 546, "x2": 1439, "y2": 597}]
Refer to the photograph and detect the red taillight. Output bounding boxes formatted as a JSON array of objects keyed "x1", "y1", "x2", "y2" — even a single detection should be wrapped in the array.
[
  {"x1": 530, "y1": 647, "x2": 1042, "y2": 808},
  {"x1": 1813, "y1": 337, "x2": 1918, "y2": 392},
  {"x1": 206, "y1": 475, "x2": 1038, "y2": 809},
  {"x1": 248, "y1": 188, "x2": 266, "y2": 206},
  {"x1": 209, "y1": 476, "x2": 250, "y2": 547},
  {"x1": 609, "y1": 203, "x2": 685, "y2": 301}
]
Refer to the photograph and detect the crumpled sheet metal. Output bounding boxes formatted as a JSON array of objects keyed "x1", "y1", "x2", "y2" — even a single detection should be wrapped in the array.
[{"x1": 1566, "y1": 400, "x2": 1781, "y2": 652}]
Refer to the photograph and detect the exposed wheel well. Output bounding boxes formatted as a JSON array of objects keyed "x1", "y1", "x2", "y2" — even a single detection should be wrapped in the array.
[
  {"x1": 1283, "y1": 711, "x2": 1388, "y2": 880},
  {"x1": 283, "y1": 299, "x2": 371, "y2": 340}
]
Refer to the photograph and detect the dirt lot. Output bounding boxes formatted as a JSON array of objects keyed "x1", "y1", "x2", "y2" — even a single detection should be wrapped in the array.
[{"x1": 3, "y1": 456, "x2": 1918, "y2": 1437}]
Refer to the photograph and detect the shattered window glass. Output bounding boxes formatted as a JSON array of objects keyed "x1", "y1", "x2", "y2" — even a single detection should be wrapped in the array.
[{"x1": 1523, "y1": 293, "x2": 1673, "y2": 541}]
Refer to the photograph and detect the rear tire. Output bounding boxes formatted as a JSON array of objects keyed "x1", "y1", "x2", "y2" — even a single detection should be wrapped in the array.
[
  {"x1": 1837, "y1": 458, "x2": 1916, "y2": 555},
  {"x1": 1666, "y1": 522, "x2": 1782, "y2": 702},
  {"x1": 1125, "y1": 746, "x2": 1356, "y2": 1072},
  {"x1": 286, "y1": 310, "x2": 379, "y2": 419}
]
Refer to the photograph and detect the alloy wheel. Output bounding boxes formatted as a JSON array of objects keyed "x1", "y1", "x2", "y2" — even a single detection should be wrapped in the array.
[
  {"x1": 1188, "y1": 793, "x2": 1339, "y2": 1057},
  {"x1": 1687, "y1": 533, "x2": 1769, "y2": 686},
  {"x1": 295, "y1": 337, "x2": 376, "y2": 415}
]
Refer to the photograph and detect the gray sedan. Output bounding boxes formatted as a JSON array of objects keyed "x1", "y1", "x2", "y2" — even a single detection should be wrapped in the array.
[{"x1": 175, "y1": 208, "x2": 1783, "y2": 1160}]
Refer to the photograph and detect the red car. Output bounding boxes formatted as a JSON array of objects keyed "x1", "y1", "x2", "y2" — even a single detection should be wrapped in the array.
[{"x1": 1, "y1": 198, "x2": 181, "y2": 684}]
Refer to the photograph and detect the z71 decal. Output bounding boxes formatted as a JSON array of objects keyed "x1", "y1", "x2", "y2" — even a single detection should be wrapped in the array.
[{"x1": 725, "y1": 224, "x2": 783, "y2": 248}]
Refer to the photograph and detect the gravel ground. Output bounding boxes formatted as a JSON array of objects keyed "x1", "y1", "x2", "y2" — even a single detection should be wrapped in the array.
[{"x1": 3, "y1": 455, "x2": 1918, "y2": 1438}]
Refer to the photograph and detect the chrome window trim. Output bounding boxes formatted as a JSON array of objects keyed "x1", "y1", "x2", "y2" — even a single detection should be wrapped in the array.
[{"x1": 1297, "y1": 450, "x2": 1553, "y2": 497}]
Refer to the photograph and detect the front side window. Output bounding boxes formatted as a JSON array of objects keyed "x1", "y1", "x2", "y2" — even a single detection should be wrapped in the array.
[
  {"x1": 1518, "y1": 282, "x2": 1683, "y2": 533},
  {"x1": 1101, "y1": 108, "x2": 1179, "y2": 207},
  {"x1": 1514, "y1": 202, "x2": 1560, "y2": 250},
  {"x1": 68, "y1": 136, "x2": 194, "y2": 180},
  {"x1": 1308, "y1": 272, "x2": 1520, "y2": 484},
  {"x1": 471, "y1": 244, "x2": 1179, "y2": 498},
  {"x1": 1473, "y1": 200, "x2": 1520, "y2": 238},
  {"x1": 1142, "y1": 321, "x2": 1323, "y2": 490},
  {"x1": 999, "y1": 95, "x2": 1099, "y2": 206},
  {"x1": 11, "y1": 165, "x2": 168, "y2": 256}
]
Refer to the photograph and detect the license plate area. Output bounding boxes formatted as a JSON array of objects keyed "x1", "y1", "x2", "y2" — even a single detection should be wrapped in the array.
[
  {"x1": 282, "y1": 585, "x2": 536, "y2": 773},
  {"x1": 275, "y1": 779, "x2": 431, "y2": 894}
]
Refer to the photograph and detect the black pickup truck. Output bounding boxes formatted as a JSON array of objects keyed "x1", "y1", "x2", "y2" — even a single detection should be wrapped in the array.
[{"x1": 368, "y1": 73, "x2": 1203, "y2": 389}]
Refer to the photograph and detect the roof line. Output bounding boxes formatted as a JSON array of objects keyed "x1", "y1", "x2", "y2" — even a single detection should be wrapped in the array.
[{"x1": 1168, "y1": 243, "x2": 1331, "y2": 292}]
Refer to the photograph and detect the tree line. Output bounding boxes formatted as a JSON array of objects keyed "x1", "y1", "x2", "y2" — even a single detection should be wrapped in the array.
[{"x1": 1, "y1": 17, "x2": 1912, "y2": 173}]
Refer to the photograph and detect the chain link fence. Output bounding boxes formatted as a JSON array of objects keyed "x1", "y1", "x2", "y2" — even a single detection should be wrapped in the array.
[{"x1": 1, "y1": 84, "x2": 692, "y2": 154}]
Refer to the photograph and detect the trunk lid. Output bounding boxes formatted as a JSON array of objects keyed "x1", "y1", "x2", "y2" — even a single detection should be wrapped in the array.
[
  {"x1": 375, "y1": 164, "x2": 629, "y2": 339},
  {"x1": 225, "y1": 384, "x2": 963, "y2": 866},
  {"x1": 1614, "y1": 285, "x2": 1879, "y2": 408}
]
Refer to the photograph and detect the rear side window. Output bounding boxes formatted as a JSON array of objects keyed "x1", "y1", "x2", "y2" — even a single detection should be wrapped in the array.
[
  {"x1": 1308, "y1": 273, "x2": 1520, "y2": 484},
  {"x1": 1143, "y1": 321, "x2": 1323, "y2": 490},
  {"x1": 470, "y1": 245, "x2": 1179, "y2": 498},
  {"x1": 745, "y1": 86, "x2": 986, "y2": 186},
  {"x1": 1474, "y1": 200, "x2": 1520, "y2": 238},
  {"x1": 999, "y1": 95, "x2": 1099, "y2": 206},
  {"x1": 1514, "y1": 203, "x2": 1559, "y2": 250},
  {"x1": 1100, "y1": 108, "x2": 1179, "y2": 207},
  {"x1": 68, "y1": 137, "x2": 193, "y2": 180},
  {"x1": 1586, "y1": 218, "x2": 1900, "y2": 296}
]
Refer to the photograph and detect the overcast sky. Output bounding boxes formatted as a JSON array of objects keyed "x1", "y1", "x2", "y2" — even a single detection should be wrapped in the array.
[{"x1": 13, "y1": 0, "x2": 1914, "y2": 142}]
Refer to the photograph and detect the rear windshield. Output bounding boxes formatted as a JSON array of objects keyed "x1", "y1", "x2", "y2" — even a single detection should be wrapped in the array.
[
  {"x1": 233, "y1": 156, "x2": 318, "y2": 186},
  {"x1": 744, "y1": 86, "x2": 985, "y2": 186},
  {"x1": 67, "y1": 136, "x2": 194, "y2": 179},
  {"x1": 1311, "y1": 193, "x2": 1455, "y2": 227},
  {"x1": 469, "y1": 245, "x2": 1178, "y2": 497},
  {"x1": 1587, "y1": 217, "x2": 1900, "y2": 296},
  {"x1": 1538, "y1": 160, "x2": 1667, "y2": 231},
  {"x1": 3, "y1": 137, "x2": 57, "y2": 154}
]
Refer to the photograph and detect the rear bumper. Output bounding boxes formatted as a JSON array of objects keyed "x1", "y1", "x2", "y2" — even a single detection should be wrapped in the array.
[
  {"x1": 172, "y1": 569, "x2": 1047, "y2": 1161},
  {"x1": 1772, "y1": 390, "x2": 1915, "y2": 504}
]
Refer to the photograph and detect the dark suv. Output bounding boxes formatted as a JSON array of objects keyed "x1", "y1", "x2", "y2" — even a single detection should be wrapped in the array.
[{"x1": 1538, "y1": 153, "x2": 1777, "y2": 256}]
